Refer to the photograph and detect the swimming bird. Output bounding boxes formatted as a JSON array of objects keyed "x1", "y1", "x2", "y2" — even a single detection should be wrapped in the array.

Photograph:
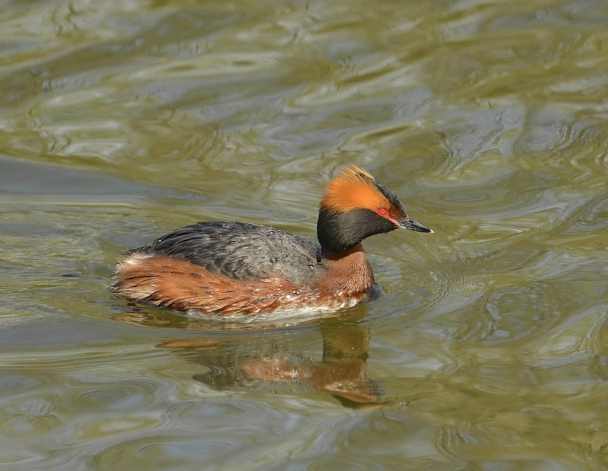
[{"x1": 112, "y1": 165, "x2": 432, "y2": 315}]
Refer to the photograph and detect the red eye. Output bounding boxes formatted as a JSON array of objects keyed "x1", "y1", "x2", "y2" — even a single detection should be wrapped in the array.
[{"x1": 377, "y1": 208, "x2": 388, "y2": 216}]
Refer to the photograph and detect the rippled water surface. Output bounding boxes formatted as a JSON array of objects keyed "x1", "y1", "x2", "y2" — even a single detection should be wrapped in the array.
[{"x1": 1, "y1": 0, "x2": 607, "y2": 469}]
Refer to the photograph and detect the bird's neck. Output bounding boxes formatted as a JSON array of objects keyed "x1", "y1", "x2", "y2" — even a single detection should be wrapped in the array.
[{"x1": 317, "y1": 244, "x2": 375, "y2": 295}]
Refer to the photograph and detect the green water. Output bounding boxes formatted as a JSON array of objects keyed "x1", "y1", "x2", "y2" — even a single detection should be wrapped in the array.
[{"x1": 1, "y1": 0, "x2": 607, "y2": 469}]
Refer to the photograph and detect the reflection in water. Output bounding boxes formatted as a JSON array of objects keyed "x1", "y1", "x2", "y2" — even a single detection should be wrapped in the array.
[
  {"x1": 114, "y1": 307, "x2": 384, "y2": 408},
  {"x1": 2, "y1": 0, "x2": 608, "y2": 467}
]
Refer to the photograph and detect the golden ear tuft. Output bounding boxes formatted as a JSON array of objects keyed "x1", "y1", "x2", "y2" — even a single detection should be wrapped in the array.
[{"x1": 320, "y1": 165, "x2": 390, "y2": 212}]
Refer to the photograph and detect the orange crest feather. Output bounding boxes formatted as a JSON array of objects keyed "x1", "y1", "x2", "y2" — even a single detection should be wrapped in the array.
[{"x1": 320, "y1": 165, "x2": 390, "y2": 213}]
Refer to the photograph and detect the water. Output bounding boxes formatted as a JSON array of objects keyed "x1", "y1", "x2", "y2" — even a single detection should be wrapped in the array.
[{"x1": 1, "y1": 0, "x2": 607, "y2": 469}]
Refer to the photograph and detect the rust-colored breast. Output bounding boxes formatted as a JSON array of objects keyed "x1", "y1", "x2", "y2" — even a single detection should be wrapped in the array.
[{"x1": 112, "y1": 251, "x2": 375, "y2": 315}]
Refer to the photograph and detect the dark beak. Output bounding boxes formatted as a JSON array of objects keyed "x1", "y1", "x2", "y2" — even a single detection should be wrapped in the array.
[{"x1": 396, "y1": 217, "x2": 433, "y2": 233}]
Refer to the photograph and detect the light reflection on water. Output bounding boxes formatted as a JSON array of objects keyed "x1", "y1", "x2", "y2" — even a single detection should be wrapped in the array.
[{"x1": 1, "y1": 0, "x2": 607, "y2": 469}]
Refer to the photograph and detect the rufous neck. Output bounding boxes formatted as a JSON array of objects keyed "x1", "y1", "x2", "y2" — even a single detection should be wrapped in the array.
[{"x1": 317, "y1": 243, "x2": 375, "y2": 294}]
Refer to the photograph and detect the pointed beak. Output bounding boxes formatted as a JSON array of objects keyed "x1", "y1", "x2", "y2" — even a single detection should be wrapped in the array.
[{"x1": 396, "y1": 217, "x2": 433, "y2": 233}]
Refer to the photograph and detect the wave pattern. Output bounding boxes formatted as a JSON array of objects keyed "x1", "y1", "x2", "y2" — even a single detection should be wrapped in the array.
[{"x1": 0, "y1": 0, "x2": 607, "y2": 469}]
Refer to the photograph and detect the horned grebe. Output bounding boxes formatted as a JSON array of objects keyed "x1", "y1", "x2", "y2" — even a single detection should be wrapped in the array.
[{"x1": 112, "y1": 165, "x2": 432, "y2": 314}]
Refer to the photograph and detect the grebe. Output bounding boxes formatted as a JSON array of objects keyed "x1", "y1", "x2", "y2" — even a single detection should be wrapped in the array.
[{"x1": 112, "y1": 165, "x2": 432, "y2": 315}]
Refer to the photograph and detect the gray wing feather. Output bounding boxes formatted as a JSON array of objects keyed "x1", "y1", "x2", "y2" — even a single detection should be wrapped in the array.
[{"x1": 130, "y1": 221, "x2": 322, "y2": 284}]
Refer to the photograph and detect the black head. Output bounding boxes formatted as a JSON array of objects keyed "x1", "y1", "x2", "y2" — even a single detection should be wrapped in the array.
[{"x1": 317, "y1": 165, "x2": 432, "y2": 253}]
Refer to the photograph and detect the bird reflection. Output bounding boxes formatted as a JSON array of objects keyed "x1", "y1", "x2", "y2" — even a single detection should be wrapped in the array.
[{"x1": 114, "y1": 307, "x2": 385, "y2": 408}]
